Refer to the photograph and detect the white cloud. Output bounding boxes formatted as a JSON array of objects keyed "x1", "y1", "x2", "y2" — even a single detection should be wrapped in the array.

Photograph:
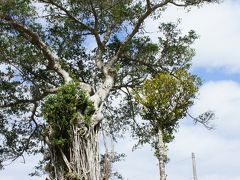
[
  {"x1": 192, "y1": 80, "x2": 240, "y2": 137},
  {"x1": 184, "y1": 1, "x2": 240, "y2": 73},
  {"x1": 0, "y1": 155, "x2": 43, "y2": 180},
  {"x1": 145, "y1": 0, "x2": 240, "y2": 73},
  {"x1": 168, "y1": 125, "x2": 240, "y2": 180},
  {"x1": 168, "y1": 80, "x2": 240, "y2": 180},
  {"x1": 114, "y1": 137, "x2": 159, "y2": 180}
]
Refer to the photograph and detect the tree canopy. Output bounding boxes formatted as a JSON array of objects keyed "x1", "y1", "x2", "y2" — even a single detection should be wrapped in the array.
[{"x1": 133, "y1": 69, "x2": 200, "y2": 144}]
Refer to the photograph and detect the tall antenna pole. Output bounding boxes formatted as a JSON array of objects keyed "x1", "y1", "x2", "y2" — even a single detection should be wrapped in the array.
[{"x1": 192, "y1": 152, "x2": 198, "y2": 180}]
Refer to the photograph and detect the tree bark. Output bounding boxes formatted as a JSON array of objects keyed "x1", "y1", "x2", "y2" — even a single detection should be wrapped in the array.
[
  {"x1": 157, "y1": 129, "x2": 167, "y2": 180},
  {"x1": 70, "y1": 126, "x2": 100, "y2": 180},
  {"x1": 46, "y1": 124, "x2": 101, "y2": 180}
]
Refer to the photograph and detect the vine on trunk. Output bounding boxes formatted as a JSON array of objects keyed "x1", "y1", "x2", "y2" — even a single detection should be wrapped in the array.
[{"x1": 42, "y1": 82, "x2": 95, "y2": 179}]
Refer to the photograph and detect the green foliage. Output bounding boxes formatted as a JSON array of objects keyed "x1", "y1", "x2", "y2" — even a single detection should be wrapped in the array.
[
  {"x1": 0, "y1": 0, "x2": 33, "y2": 15},
  {"x1": 158, "y1": 22, "x2": 198, "y2": 71},
  {"x1": 133, "y1": 69, "x2": 200, "y2": 143},
  {"x1": 42, "y1": 83, "x2": 95, "y2": 147}
]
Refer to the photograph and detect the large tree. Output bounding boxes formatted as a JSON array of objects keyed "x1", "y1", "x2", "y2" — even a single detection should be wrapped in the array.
[{"x1": 0, "y1": 0, "x2": 217, "y2": 180}]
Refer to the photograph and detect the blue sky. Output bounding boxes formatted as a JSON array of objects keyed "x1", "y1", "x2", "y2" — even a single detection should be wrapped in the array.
[{"x1": 1, "y1": 1, "x2": 240, "y2": 179}]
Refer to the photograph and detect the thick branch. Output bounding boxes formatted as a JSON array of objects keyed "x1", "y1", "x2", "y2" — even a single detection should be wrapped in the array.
[
  {"x1": 1, "y1": 16, "x2": 93, "y2": 93},
  {"x1": 0, "y1": 15, "x2": 72, "y2": 83},
  {"x1": 95, "y1": 49, "x2": 104, "y2": 70},
  {"x1": 90, "y1": 1, "x2": 172, "y2": 126},
  {"x1": 146, "y1": 0, "x2": 152, "y2": 10},
  {"x1": 90, "y1": 64, "x2": 116, "y2": 126}
]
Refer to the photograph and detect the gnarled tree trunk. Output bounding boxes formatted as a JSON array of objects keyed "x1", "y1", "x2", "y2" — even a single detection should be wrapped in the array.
[
  {"x1": 46, "y1": 124, "x2": 100, "y2": 180},
  {"x1": 70, "y1": 126, "x2": 100, "y2": 180}
]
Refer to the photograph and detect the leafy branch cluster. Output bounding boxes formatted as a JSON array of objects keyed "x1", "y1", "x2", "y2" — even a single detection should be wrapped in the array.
[
  {"x1": 42, "y1": 82, "x2": 95, "y2": 147},
  {"x1": 133, "y1": 69, "x2": 200, "y2": 146}
]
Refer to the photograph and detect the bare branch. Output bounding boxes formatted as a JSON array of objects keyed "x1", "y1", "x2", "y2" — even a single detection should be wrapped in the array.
[
  {"x1": 169, "y1": 1, "x2": 188, "y2": 7},
  {"x1": 169, "y1": 0, "x2": 215, "y2": 7},
  {"x1": 187, "y1": 112, "x2": 215, "y2": 130},
  {"x1": 4, "y1": 103, "x2": 40, "y2": 164}
]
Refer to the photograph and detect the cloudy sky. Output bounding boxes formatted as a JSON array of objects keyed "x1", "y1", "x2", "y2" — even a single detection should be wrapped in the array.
[{"x1": 1, "y1": 0, "x2": 240, "y2": 179}]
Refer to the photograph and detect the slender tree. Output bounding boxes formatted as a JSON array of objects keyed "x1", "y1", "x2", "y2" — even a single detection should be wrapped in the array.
[
  {"x1": 0, "y1": 0, "x2": 218, "y2": 179},
  {"x1": 133, "y1": 69, "x2": 201, "y2": 180}
]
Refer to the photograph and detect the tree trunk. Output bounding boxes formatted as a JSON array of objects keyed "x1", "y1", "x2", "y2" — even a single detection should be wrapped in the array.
[
  {"x1": 70, "y1": 126, "x2": 100, "y2": 180},
  {"x1": 42, "y1": 74, "x2": 115, "y2": 180},
  {"x1": 46, "y1": 125, "x2": 101, "y2": 180},
  {"x1": 157, "y1": 129, "x2": 167, "y2": 180}
]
